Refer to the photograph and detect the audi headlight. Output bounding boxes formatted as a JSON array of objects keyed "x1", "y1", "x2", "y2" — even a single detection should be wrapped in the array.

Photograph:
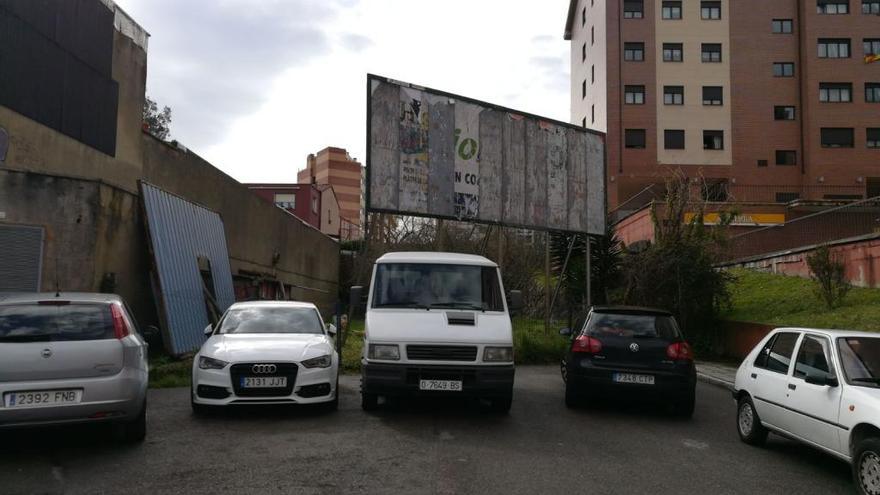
[
  {"x1": 198, "y1": 356, "x2": 229, "y2": 370},
  {"x1": 483, "y1": 346, "x2": 514, "y2": 362},
  {"x1": 302, "y1": 354, "x2": 332, "y2": 368},
  {"x1": 368, "y1": 344, "x2": 400, "y2": 360}
]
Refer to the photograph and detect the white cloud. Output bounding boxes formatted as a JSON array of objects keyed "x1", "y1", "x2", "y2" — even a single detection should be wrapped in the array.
[{"x1": 115, "y1": 0, "x2": 570, "y2": 182}]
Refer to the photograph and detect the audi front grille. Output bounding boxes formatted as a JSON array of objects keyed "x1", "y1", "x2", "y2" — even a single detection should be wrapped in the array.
[{"x1": 230, "y1": 363, "x2": 298, "y2": 397}]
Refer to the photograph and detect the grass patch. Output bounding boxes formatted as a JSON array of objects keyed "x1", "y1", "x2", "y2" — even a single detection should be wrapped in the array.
[
  {"x1": 148, "y1": 353, "x2": 192, "y2": 389},
  {"x1": 723, "y1": 268, "x2": 880, "y2": 332},
  {"x1": 340, "y1": 317, "x2": 567, "y2": 373}
]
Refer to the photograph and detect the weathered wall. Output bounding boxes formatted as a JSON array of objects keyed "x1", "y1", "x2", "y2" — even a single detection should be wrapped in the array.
[{"x1": 142, "y1": 136, "x2": 340, "y2": 313}]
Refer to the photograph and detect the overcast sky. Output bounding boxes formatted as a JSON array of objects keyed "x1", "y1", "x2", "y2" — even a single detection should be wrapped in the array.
[{"x1": 114, "y1": 0, "x2": 571, "y2": 182}]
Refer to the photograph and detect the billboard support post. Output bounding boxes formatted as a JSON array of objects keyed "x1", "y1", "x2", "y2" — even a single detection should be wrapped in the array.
[
  {"x1": 585, "y1": 235, "x2": 592, "y2": 310},
  {"x1": 544, "y1": 232, "x2": 551, "y2": 335}
]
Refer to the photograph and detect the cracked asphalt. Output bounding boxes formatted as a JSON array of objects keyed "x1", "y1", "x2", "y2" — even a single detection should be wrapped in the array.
[{"x1": 0, "y1": 366, "x2": 854, "y2": 494}]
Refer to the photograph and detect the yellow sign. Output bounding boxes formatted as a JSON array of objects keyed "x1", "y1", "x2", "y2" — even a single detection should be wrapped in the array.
[
  {"x1": 684, "y1": 212, "x2": 785, "y2": 226},
  {"x1": 865, "y1": 54, "x2": 880, "y2": 64}
]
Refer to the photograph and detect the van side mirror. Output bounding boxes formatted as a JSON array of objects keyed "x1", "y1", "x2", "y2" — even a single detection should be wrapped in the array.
[
  {"x1": 203, "y1": 324, "x2": 213, "y2": 336},
  {"x1": 349, "y1": 286, "x2": 364, "y2": 312},
  {"x1": 326, "y1": 323, "x2": 337, "y2": 336},
  {"x1": 805, "y1": 372, "x2": 838, "y2": 387},
  {"x1": 559, "y1": 327, "x2": 572, "y2": 337},
  {"x1": 507, "y1": 290, "x2": 523, "y2": 312}
]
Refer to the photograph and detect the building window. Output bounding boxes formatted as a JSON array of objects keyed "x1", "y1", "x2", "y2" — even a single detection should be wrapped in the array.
[
  {"x1": 703, "y1": 86, "x2": 723, "y2": 105},
  {"x1": 867, "y1": 83, "x2": 880, "y2": 102},
  {"x1": 758, "y1": 159, "x2": 769, "y2": 167},
  {"x1": 625, "y1": 129, "x2": 647, "y2": 149},
  {"x1": 664, "y1": 86, "x2": 684, "y2": 105},
  {"x1": 703, "y1": 130, "x2": 724, "y2": 150},
  {"x1": 662, "y1": 1, "x2": 683, "y2": 19},
  {"x1": 701, "y1": 43, "x2": 722, "y2": 63},
  {"x1": 868, "y1": 128, "x2": 880, "y2": 148},
  {"x1": 591, "y1": 104, "x2": 595, "y2": 123},
  {"x1": 772, "y1": 19, "x2": 794, "y2": 33},
  {"x1": 776, "y1": 150, "x2": 797, "y2": 165},
  {"x1": 582, "y1": 117, "x2": 587, "y2": 128},
  {"x1": 819, "y1": 83, "x2": 853, "y2": 102},
  {"x1": 774, "y1": 106, "x2": 796, "y2": 120},
  {"x1": 582, "y1": 80, "x2": 586, "y2": 98},
  {"x1": 865, "y1": 39, "x2": 880, "y2": 56},
  {"x1": 664, "y1": 130, "x2": 685, "y2": 150},
  {"x1": 312, "y1": 197, "x2": 318, "y2": 214},
  {"x1": 821, "y1": 128, "x2": 855, "y2": 148},
  {"x1": 818, "y1": 39, "x2": 851, "y2": 58},
  {"x1": 624, "y1": 42, "x2": 645, "y2": 61},
  {"x1": 274, "y1": 193, "x2": 296, "y2": 209},
  {"x1": 865, "y1": 0, "x2": 880, "y2": 14},
  {"x1": 701, "y1": 1, "x2": 722, "y2": 19},
  {"x1": 773, "y1": 62, "x2": 795, "y2": 77},
  {"x1": 625, "y1": 85, "x2": 646, "y2": 104},
  {"x1": 591, "y1": 26, "x2": 595, "y2": 45},
  {"x1": 582, "y1": 43, "x2": 587, "y2": 62},
  {"x1": 817, "y1": 0, "x2": 850, "y2": 14},
  {"x1": 582, "y1": 6, "x2": 586, "y2": 26},
  {"x1": 591, "y1": 64, "x2": 596, "y2": 83},
  {"x1": 623, "y1": 0, "x2": 644, "y2": 18},
  {"x1": 663, "y1": 43, "x2": 683, "y2": 62}
]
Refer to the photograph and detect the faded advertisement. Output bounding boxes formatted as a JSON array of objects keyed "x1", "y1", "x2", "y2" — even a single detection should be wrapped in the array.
[{"x1": 368, "y1": 75, "x2": 606, "y2": 234}]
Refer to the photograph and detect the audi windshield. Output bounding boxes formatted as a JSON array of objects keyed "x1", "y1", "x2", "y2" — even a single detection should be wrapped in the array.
[
  {"x1": 371, "y1": 263, "x2": 504, "y2": 311},
  {"x1": 217, "y1": 307, "x2": 323, "y2": 335}
]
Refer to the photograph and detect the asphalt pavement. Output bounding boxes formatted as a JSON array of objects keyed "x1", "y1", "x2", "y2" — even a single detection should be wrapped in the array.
[{"x1": 0, "y1": 366, "x2": 854, "y2": 494}]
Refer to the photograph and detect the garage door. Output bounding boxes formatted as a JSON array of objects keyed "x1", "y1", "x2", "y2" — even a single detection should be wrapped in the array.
[{"x1": 0, "y1": 224, "x2": 45, "y2": 292}]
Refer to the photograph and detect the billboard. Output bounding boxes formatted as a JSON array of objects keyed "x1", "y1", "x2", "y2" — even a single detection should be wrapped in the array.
[{"x1": 367, "y1": 75, "x2": 606, "y2": 235}]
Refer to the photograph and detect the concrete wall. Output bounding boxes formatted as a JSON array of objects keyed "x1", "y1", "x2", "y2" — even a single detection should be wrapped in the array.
[{"x1": 142, "y1": 136, "x2": 339, "y2": 312}]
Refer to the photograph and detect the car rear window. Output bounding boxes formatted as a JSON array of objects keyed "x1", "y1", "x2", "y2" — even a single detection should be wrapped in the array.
[
  {"x1": 218, "y1": 307, "x2": 324, "y2": 335},
  {"x1": 585, "y1": 313, "x2": 681, "y2": 339},
  {"x1": 0, "y1": 303, "x2": 114, "y2": 342}
]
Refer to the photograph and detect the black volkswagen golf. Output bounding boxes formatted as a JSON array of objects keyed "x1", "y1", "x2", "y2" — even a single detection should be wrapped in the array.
[{"x1": 560, "y1": 306, "x2": 696, "y2": 417}]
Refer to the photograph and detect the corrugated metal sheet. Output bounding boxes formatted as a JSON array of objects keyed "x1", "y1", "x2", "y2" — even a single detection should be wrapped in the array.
[
  {"x1": 139, "y1": 182, "x2": 235, "y2": 356},
  {"x1": 0, "y1": 224, "x2": 44, "y2": 292}
]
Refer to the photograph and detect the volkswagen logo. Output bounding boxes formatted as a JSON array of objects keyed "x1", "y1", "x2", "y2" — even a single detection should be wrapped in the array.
[
  {"x1": 41, "y1": 348, "x2": 52, "y2": 359},
  {"x1": 629, "y1": 343, "x2": 640, "y2": 353},
  {"x1": 252, "y1": 364, "x2": 277, "y2": 374}
]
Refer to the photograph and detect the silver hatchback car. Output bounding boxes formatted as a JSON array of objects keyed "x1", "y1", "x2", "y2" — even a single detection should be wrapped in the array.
[{"x1": 0, "y1": 293, "x2": 148, "y2": 442}]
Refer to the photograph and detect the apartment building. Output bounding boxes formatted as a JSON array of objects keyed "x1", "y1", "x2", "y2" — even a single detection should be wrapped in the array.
[
  {"x1": 566, "y1": 0, "x2": 880, "y2": 211},
  {"x1": 298, "y1": 147, "x2": 364, "y2": 239}
]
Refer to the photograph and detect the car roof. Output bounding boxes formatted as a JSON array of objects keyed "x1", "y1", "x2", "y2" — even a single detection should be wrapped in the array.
[
  {"x1": 771, "y1": 327, "x2": 880, "y2": 339},
  {"x1": 376, "y1": 251, "x2": 497, "y2": 267},
  {"x1": 228, "y1": 300, "x2": 318, "y2": 310},
  {"x1": 590, "y1": 305, "x2": 673, "y2": 316},
  {"x1": 0, "y1": 292, "x2": 122, "y2": 305}
]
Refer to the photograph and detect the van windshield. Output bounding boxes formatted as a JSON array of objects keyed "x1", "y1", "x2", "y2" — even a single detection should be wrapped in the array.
[{"x1": 371, "y1": 263, "x2": 504, "y2": 311}]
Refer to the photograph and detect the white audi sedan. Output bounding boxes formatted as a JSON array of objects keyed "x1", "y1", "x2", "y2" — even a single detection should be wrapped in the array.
[
  {"x1": 733, "y1": 328, "x2": 880, "y2": 495},
  {"x1": 191, "y1": 301, "x2": 339, "y2": 412}
]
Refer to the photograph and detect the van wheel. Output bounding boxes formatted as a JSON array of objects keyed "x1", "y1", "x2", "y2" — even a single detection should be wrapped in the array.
[
  {"x1": 116, "y1": 400, "x2": 146, "y2": 443},
  {"x1": 737, "y1": 396, "x2": 768, "y2": 446},
  {"x1": 361, "y1": 392, "x2": 378, "y2": 411},
  {"x1": 853, "y1": 437, "x2": 880, "y2": 495}
]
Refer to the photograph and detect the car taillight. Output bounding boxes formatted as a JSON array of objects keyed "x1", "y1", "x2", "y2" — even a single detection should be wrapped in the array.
[
  {"x1": 110, "y1": 304, "x2": 130, "y2": 339},
  {"x1": 572, "y1": 335, "x2": 602, "y2": 354},
  {"x1": 666, "y1": 342, "x2": 693, "y2": 361}
]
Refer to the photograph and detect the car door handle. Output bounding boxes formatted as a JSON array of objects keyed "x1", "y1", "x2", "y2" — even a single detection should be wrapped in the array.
[
  {"x1": 788, "y1": 384, "x2": 797, "y2": 390},
  {"x1": 750, "y1": 373, "x2": 757, "y2": 379}
]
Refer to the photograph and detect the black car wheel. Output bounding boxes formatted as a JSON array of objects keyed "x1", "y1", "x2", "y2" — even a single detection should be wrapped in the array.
[
  {"x1": 854, "y1": 437, "x2": 880, "y2": 495},
  {"x1": 674, "y1": 390, "x2": 696, "y2": 418},
  {"x1": 564, "y1": 383, "x2": 581, "y2": 408},
  {"x1": 736, "y1": 396, "x2": 768, "y2": 446}
]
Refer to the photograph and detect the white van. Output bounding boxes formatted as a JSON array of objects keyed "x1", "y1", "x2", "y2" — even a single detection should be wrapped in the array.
[{"x1": 351, "y1": 252, "x2": 522, "y2": 412}]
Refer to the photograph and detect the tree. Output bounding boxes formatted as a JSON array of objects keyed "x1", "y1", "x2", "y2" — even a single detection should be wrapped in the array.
[
  {"x1": 806, "y1": 245, "x2": 850, "y2": 309},
  {"x1": 143, "y1": 96, "x2": 172, "y2": 140},
  {"x1": 619, "y1": 172, "x2": 735, "y2": 343}
]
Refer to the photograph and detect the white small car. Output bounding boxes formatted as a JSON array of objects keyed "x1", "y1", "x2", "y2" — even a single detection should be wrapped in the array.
[
  {"x1": 191, "y1": 301, "x2": 339, "y2": 411},
  {"x1": 733, "y1": 328, "x2": 880, "y2": 495}
]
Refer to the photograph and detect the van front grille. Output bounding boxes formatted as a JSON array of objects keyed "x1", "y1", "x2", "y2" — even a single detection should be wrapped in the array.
[{"x1": 406, "y1": 345, "x2": 477, "y2": 362}]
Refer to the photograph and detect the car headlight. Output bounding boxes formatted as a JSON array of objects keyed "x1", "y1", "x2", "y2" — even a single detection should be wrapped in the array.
[
  {"x1": 483, "y1": 346, "x2": 514, "y2": 362},
  {"x1": 198, "y1": 356, "x2": 229, "y2": 370},
  {"x1": 368, "y1": 344, "x2": 400, "y2": 360},
  {"x1": 302, "y1": 354, "x2": 332, "y2": 368}
]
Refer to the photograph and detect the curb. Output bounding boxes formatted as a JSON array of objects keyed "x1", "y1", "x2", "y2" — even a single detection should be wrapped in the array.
[{"x1": 697, "y1": 372, "x2": 734, "y2": 392}]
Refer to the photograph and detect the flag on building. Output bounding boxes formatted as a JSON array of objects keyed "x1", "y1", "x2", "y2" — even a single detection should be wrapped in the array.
[{"x1": 866, "y1": 54, "x2": 880, "y2": 64}]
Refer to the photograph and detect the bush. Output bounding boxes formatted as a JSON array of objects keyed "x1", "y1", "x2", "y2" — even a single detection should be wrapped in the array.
[{"x1": 806, "y1": 245, "x2": 850, "y2": 309}]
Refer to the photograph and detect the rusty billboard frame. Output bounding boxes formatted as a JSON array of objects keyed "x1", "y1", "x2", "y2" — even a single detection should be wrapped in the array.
[{"x1": 366, "y1": 74, "x2": 607, "y2": 235}]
